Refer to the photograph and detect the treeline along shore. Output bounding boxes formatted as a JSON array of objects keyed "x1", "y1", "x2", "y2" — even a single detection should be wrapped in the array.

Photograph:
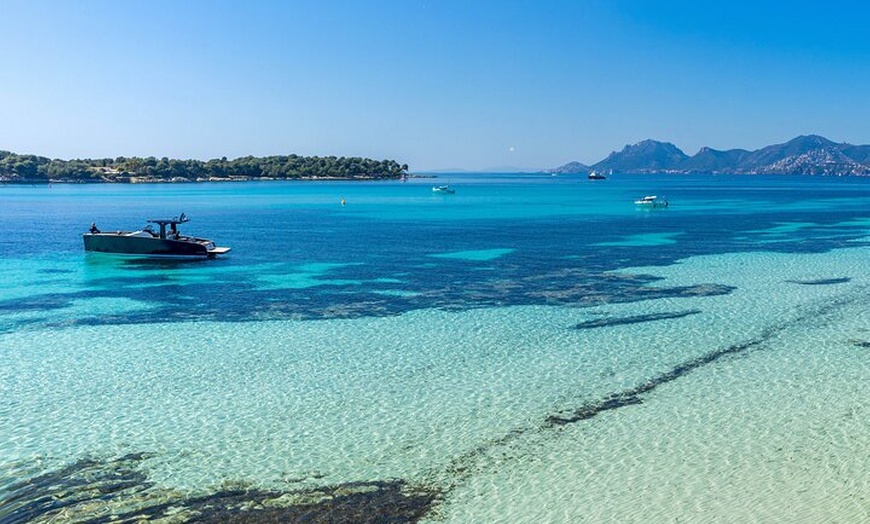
[{"x1": 0, "y1": 150, "x2": 409, "y2": 183}]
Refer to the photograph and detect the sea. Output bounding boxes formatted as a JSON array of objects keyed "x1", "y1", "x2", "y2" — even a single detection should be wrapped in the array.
[{"x1": 0, "y1": 173, "x2": 868, "y2": 523}]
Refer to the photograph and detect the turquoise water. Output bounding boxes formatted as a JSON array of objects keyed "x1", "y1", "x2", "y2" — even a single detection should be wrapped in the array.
[{"x1": 1, "y1": 174, "x2": 869, "y2": 522}]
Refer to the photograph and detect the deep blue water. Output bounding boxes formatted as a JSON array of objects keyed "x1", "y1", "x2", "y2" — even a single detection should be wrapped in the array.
[{"x1": 2, "y1": 173, "x2": 870, "y2": 330}]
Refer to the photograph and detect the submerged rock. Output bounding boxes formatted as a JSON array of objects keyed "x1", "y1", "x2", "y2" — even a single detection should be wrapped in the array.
[
  {"x1": 0, "y1": 454, "x2": 440, "y2": 524},
  {"x1": 786, "y1": 277, "x2": 851, "y2": 285}
]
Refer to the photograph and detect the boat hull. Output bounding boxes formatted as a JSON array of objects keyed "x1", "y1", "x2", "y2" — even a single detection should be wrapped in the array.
[{"x1": 83, "y1": 233, "x2": 226, "y2": 259}]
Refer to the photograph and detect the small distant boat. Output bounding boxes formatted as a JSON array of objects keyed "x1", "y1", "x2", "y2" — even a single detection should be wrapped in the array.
[
  {"x1": 634, "y1": 195, "x2": 668, "y2": 208},
  {"x1": 588, "y1": 170, "x2": 607, "y2": 180},
  {"x1": 83, "y1": 214, "x2": 230, "y2": 259},
  {"x1": 432, "y1": 185, "x2": 455, "y2": 194}
]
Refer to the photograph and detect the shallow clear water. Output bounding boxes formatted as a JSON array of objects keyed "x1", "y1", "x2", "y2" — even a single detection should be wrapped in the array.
[{"x1": 1, "y1": 174, "x2": 868, "y2": 522}]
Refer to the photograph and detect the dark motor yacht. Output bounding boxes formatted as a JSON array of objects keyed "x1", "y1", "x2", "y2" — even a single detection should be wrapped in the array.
[{"x1": 83, "y1": 214, "x2": 230, "y2": 259}]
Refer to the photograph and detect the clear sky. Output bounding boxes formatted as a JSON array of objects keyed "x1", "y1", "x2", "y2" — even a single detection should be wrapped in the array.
[{"x1": 1, "y1": 0, "x2": 868, "y2": 171}]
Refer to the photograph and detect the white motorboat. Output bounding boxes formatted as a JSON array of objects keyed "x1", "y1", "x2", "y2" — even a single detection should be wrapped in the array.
[{"x1": 634, "y1": 195, "x2": 668, "y2": 207}]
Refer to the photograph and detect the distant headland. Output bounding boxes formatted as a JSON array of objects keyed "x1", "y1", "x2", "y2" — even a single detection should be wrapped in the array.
[
  {"x1": 552, "y1": 135, "x2": 870, "y2": 176},
  {"x1": 0, "y1": 152, "x2": 409, "y2": 184}
]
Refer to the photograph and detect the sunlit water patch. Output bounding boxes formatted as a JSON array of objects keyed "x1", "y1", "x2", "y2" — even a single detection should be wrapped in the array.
[
  {"x1": 594, "y1": 231, "x2": 681, "y2": 247},
  {"x1": 253, "y1": 262, "x2": 367, "y2": 290},
  {"x1": 429, "y1": 248, "x2": 515, "y2": 261}
]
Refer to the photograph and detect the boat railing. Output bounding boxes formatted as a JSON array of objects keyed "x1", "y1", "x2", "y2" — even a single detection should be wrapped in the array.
[{"x1": 126, "y1": 230, "x2": 157, "y2": 238}]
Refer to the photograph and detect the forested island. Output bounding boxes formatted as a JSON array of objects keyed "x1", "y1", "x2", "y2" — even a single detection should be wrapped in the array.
[{"x1": 0, "y1": 151, "x2": 409, "y2": 183}]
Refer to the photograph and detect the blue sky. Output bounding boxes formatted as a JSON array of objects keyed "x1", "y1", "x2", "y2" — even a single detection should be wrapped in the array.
[{"x1": 1, "y1": 0, "x2": 868, "y2": 170}]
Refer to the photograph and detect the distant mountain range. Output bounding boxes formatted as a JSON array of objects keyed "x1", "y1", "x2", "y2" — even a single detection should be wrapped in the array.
[{"x1": 551, "y1": 135, "x2": 870, "y2": 176}]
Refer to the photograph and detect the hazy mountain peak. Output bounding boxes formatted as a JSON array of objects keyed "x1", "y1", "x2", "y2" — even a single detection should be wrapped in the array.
[
  {"x1": 547, "y1": 161, "x2": 589, "y2": 174},
  {"x1": 593, "y1": 139, "x2": 688, "y2": 172},
  {"x1": 550, "y1": 135, "x2": 870, "y2": 175}
]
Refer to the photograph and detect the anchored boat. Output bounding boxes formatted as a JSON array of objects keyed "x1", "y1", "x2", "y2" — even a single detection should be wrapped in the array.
[
  {"x1": 83, "y1": 214, "x2": 230, "y2": 259},
  {"x1": 634, "y1": 195, "x2": 668, "y2": 208}
]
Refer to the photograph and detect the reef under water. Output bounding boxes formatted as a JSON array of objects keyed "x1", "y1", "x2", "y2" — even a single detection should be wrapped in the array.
[{"x1": 0, "y1": 453, "x2": 440, "y2": 524}]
